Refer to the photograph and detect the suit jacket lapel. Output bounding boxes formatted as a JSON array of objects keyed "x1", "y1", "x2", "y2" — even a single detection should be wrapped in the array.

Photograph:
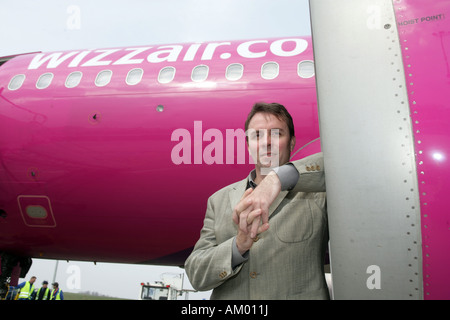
[
  {"x1": 229, "y1": 178, "x2": 248, "y2": 211},
  {"x1": 268, "y1": 190, "x2": 289, "y2": 219}
]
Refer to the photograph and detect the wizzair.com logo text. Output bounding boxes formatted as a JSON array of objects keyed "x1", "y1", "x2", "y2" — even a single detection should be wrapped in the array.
[{"x1": 171, "y1": 121, "x2": 280, "y2": 174}]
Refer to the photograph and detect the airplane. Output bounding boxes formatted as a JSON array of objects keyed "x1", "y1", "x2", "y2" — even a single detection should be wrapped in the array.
[
  {"x1": 0, "y1": 36, "x2": 320, "y2": 295},
  {"x1": 0, "y1": 0, "x2": 449, "y2": 300}
]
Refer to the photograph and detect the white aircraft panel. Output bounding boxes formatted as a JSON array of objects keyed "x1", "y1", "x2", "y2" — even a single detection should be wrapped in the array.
[{"x1": 309, "y1": 0, "x2": 423, "y2": 299}]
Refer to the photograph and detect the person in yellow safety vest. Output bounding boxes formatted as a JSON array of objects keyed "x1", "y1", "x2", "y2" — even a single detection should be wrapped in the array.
[
  {"x1": 16, "y1": 276, "x2": 37, "y2": 300},
  {"x1": 35, "y1": 280, "x2": 51, "y2": 300},
  {"x1": 50, "y1": 282, "x2": 64, "y2": 300}
]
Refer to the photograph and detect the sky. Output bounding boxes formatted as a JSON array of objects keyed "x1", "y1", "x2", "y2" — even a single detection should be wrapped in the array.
[
  {"x1": 1, "y1": 0, "x2": 312, "y2": 300},
  {"x1": 0, "y1": 0, "x2": 311, "y2": 57}
]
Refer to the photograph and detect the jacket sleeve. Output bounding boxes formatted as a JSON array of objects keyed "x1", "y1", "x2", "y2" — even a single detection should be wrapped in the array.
[
  {"x1": 15, "y1": 282, "x2": 26, "y2": 289},
  {"x1": 184, "y1": 195, "x2": 244, "y2": 292},
  {"x1": 289, "y1": 152, "x2": 326, "y2": 193}
]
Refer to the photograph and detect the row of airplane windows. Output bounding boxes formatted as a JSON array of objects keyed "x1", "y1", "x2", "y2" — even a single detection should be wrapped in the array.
[{"x1": 7, "y1": 61, "x2": 315, "y2": 91}]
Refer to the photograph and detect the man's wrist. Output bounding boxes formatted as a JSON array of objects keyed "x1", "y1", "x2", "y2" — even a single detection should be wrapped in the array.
[
  {"x1": 233, "y1": 237, "x2": 249, "y2": 262},
  {"x1": 272, "y1": 163, "x2": 299, "y2": 191},
  {"x1": 265, "y1": 170, "x2": 282, "y2": 194}
]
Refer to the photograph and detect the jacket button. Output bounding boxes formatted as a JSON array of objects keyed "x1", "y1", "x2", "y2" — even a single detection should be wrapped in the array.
[
  {"x1": 250, "y1": 271, "x2": 258, "y2": 279},
  {"x1": 219, "y1": 271, "x2": 227, "y2": 279}
]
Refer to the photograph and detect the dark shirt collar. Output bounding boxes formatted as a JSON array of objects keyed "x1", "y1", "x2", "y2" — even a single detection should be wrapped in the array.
[{"x1": 246, "y1": 169, "x2": 258, "y2": 190}]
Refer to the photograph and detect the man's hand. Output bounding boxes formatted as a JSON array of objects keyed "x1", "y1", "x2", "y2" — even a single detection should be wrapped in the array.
[
  {"x1": 235, "y1": 204, "x2": 267, "y2": 255},
  {"x1": 232, "y1": 171, "x2": 282, "y2": 254}
]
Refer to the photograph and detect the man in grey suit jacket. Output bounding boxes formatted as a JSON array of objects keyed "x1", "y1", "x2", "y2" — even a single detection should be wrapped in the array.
[{"x1": 185, "y1": 103, "x2": 328, "y2": 300}]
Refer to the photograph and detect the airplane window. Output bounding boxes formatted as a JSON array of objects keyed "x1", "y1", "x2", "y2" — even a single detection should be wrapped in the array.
[
  {"x1": 158, "y1": 66, "x2": 175, "y2": 84},
  {"x1": 126, "y1": 68, "x2": 143, "y2": 85},
  {"x1": 8, "y1": 74, "x2": 25, "y2": 90},
  {"x1": 191, "y1": 65, "x2": 209, "y2": 82},
  {"x1": 65, "y1": 71, "x2": 83, "y2": 88},
  {"x1": 261, "y1": 62, "x2": 279, "y2": 80},
  {"x1": 95, "y1": 70, "x2": 112, "y2": 87},
  {"x1": 36, "y1": 73, "x2": 54, "y2": 89},
  {"x1": 226, "y1": 63, "x2": 244, "y2": 81},
  {"x1": 298, "y1": 60, "x2": 315, "y2": 78}
]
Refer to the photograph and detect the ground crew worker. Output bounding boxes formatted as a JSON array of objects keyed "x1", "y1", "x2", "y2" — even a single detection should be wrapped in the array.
[
  {"x1": 50, "y1": 282, "x2": 64, "y2": 300},
  {"x1": 35, "y1": 280, "x2": 51, "y2": 300},
  {"x1": 16, "y1": 276, "x2": 37, "y2": 300}
]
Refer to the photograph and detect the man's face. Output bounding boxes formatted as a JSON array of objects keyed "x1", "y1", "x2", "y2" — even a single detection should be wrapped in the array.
[{"x1": 247, "y1": 112, "x2": 295, "y2": 170}]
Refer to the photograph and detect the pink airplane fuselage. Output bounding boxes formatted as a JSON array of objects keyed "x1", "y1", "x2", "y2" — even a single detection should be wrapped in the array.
[
  {"x1": 392, "y1": 0, "x2": 450, "y2": 300},
  {"x1": 0, "y1": 37, "x2": 320, "y2": 265}
]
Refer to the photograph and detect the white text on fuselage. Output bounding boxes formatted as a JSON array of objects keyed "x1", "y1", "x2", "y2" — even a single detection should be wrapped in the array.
[{"x1": 27, "y1": 38, "x2": 308, "y2": 70}]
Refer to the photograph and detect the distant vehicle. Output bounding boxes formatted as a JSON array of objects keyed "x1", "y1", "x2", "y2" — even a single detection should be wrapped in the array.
[{"x1": 139, "y1": 273, "x2": 195, "y2": 300}]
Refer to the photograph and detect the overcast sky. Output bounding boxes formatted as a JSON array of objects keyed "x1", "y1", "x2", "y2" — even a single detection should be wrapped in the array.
[
  {"x1": 2, "y1": 0, "x2": 312, "y2": 300},
  {"x1": 0, "y1": 0, "x2": 311, "y2": 56}
]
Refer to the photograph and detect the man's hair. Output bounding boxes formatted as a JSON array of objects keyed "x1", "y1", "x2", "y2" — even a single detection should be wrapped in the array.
[{"x1": 245, "y1": 102, "x2": 295, "y2": 138}]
